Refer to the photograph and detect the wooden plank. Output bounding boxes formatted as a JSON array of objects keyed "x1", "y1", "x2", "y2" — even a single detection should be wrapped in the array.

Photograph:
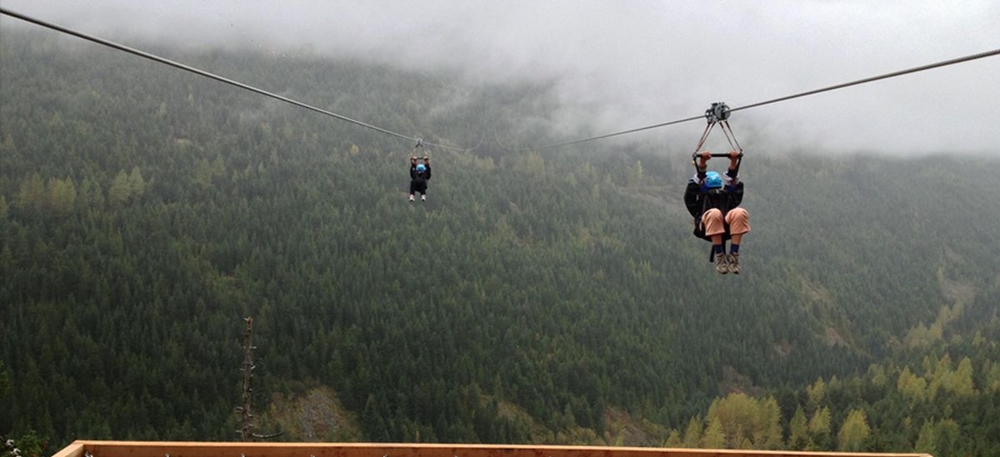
[
  {"x1": 50, "y1": 441, "x2": 85, "y2": 457},
  {"x1": 67, "y1": 442, "x2": 933, "y2": 457}
]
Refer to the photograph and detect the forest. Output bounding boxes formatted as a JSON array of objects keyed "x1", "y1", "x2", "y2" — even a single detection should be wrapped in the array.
[{"x1": 1, "y1": 30, "x2": 999, "y2": 456}]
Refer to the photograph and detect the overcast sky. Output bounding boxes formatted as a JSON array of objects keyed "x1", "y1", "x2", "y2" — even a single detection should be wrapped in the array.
[{"x1": 2, "y1": 1, "x2": 998, "y2": 155}]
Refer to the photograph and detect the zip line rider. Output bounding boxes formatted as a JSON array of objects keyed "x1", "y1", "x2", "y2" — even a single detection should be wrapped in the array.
[
  {"x1": 684, "y1": 150, "x2": 750, "y2": 274},
  {"x1": 409, "y1": 155, "x2": 431, "y2": 202}
]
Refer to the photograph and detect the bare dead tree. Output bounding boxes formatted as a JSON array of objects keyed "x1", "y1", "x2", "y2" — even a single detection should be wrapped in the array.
[
  {"x1": 236, "y1": 317, "x2": 255, "y2": 441},
  {"x1": 235, "y1": 317, "x2": 283, "y2": 441}
]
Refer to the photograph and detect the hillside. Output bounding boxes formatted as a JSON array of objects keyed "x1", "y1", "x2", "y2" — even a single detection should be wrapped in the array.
[{"x1": 2, "y1": 30, "x2": 999, "y2": 455}]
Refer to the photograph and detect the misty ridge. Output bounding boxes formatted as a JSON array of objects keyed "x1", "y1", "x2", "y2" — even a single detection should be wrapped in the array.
[{"x1": 3, "y1": 0, "x2": 999, "y2": 156}]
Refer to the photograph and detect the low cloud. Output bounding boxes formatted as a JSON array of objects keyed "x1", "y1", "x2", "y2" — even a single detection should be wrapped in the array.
[{"x1": 3, "y1": 0, "x2": 998, "y2": 155}]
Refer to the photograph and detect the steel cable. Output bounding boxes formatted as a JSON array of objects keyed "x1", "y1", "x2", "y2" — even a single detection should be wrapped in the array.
[{"x1": 0, "y1": 7, "x2": 473, "y2": 152}]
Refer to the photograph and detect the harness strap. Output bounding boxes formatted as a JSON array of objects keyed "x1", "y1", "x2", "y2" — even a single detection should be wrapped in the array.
[
  {"x1": 719, "y1": 120, "x2": 744, "y2": 177},
  {"x1": 691, "y1": 121, "x2": 717, "y2": 173},
  {"x1": 694, "y1": 122, "x2": 715, "y2": 153},
  {"x1": 720, "y1": 120, "x2": 742, "y2": 152}
]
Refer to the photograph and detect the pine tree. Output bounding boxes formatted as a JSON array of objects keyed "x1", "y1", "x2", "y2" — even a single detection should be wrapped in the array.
[
  {"x1": 108, "y1": 170, "x2": 132, "y2": 206},
  {"x1": 682, "y1": 416, "x2": 702, "y2": 448},
  {"x1": 755, "y1": 397, "x2": 783, "y2": 449},
  {"x1": 128, "y1": 166, "x2": 146, "y2": 198},
  {"x1": 47, "y1": 178, "x2": 77, "y2": 215},
  {"x1": 837, "y1": 409, "x2": 870, "y2": 451},
  {"x1": 787, "y1": 406, "x2": 810, "y2": 450},
  {"x1": 952, "y1": 357, "x2": 974, "y2": 396},
  {"x1": 701, "y1": 416, "x2": 724, "y2": 449},
  {"x1": 16, "y1": 173, "x2": 46, "y2": 213},
  {"x1": 934, "y1": 419, "x2": 959, "y2": 457},
  {"x1": 808, "y1": 406, "x2": 831, "y2": 448},
  {"x1": 664, "y1": 429, "x2": 682, "y2": 447},
  {"x1": 914, "y1": 421, "x2": 936, "y2": 455},
  {"x1": 897, "y1": 367, "x2": 926, "y2": 403},
  {"x1": 806, "y1": 378, "x2": 826, "y2": 411}
]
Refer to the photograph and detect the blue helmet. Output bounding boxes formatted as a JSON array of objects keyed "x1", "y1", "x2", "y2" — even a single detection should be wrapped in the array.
[
  {"x1": 416, "y1": 163, "x2": 426, "y2": 172},
  {"x1": 704, "y1": 171, "x2": 723, "y2": 189}
]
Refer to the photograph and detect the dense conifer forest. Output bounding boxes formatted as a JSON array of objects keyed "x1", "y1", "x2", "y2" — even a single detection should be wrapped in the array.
[{"x1": 2, "y1": 31, "x2": 999, "y2": 456}]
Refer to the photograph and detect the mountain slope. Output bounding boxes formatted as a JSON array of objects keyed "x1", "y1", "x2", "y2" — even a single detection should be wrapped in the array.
[{"x1": 2, "y1": 31, "x2": 999, "y2": 452}]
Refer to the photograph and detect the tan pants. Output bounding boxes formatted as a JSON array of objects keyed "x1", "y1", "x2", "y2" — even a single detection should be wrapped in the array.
[{"x1": 701, "y1": 207, "x2": 750, "y2": 237}]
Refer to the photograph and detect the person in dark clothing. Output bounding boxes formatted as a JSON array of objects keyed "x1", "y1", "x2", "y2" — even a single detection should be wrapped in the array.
[
  {"x1": 683, "y1": 150, "x2": 750, "y2": 274},
  {"x1": 409, "y1": 155, "x2": 431, "y2": 202}
]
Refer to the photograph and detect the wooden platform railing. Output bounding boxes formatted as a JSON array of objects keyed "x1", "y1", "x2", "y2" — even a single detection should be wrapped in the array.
[{"x1": 51, "y1": 441, "x2": 933, "y2": 457}]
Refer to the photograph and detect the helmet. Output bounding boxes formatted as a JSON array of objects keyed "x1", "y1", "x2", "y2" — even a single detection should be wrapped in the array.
[
  {"x1": 416, "y1": 164, "x2": 426, "y2": 172},
  {"x1": 704, "y1": 171, "x2": 723, "y2": 189}
]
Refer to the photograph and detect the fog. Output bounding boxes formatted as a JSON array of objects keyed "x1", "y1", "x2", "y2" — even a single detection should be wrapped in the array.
[{"x1": 2, "y1": 1, "x2": 998, "y2": 155}]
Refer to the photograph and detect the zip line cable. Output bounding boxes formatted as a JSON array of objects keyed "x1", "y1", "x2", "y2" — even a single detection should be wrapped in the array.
[
  {"x1": 729, "y1": 47, "x2": 1000, "y2": 114},
  {"x1": 0, "y1": 7, "x2": 471, "y2": 153},
  {"x1": 522, "y1": 114, "x2": 706, "y2": 151},
  {"x1": 3, "y1": 7, "x2": 998, "y2": 153},
  {"x1": 524, "y1": 47, "x2": 1000, "y2": 151}
]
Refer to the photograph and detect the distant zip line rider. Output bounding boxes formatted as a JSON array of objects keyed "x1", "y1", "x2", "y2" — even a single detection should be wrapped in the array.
[
  {"x1": 409, "y1": 155, "x2": 431, "y2": 202},
  {"x1": 684, "y1": 150, "x2": 750, "y2": 274}
]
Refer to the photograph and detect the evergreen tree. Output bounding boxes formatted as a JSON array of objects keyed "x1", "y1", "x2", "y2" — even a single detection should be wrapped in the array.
[
  {"x1": 701, "y1": 416, "x2": 724, "y2": 449},
  {"x1": 808, "y1": 407, "x2": 832, "y2": 449},
  {"x1": 681, "y1": 416, "x2": 702, "y2": 448},
  {"x1": 837, "y1": 409, "x2": 870, "y2": 451},
  {"x1": 787, "y1": 406, "x2": 810, "y2": 450}
]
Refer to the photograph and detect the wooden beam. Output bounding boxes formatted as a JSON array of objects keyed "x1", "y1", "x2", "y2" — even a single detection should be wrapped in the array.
[
  {"x1": 63, "y1": 441, "x2": 933, "y2": 457},
  {"x1": 49, "y1": 441, "x2": 85, "y2": 457}
]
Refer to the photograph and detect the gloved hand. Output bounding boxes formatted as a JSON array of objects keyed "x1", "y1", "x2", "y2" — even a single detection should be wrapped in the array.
[{"x1": 698, "y1": 151, "x2": 711, "y2": 169}]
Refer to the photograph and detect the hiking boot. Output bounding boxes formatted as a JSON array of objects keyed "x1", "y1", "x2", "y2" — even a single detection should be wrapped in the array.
[
  {"x1": 727, "y1": 253, "x2": 741, "y2": 274},
  {"x1": 409, "y1": 194, "x2": 415, "y2": 202},
  {"x1": 715, "y1": 253, "x2": 729, "y2": 275}
]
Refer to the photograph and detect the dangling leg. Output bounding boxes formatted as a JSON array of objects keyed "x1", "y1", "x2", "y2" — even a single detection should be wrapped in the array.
[
  {"x1": 702, "y1": 209, "x2": 728, "y2": 274},
  {"x1": 409, "y1": 181, "x2": 417, "y2": 202},
  {"x1": 725, "y1": 208, "x2": 751, "y2": 274}
]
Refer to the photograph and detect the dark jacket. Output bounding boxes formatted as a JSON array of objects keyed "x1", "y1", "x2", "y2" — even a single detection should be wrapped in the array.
[
  {"x1": 683, "y1": 170, "x2": 743, "y2": 240},
  {"x1": 410, "y1": 164, "x2": 432, "y2": 183}
]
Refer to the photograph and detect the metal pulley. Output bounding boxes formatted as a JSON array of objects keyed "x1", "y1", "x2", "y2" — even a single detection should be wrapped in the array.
[{"x1": 704, "y1": 102, "x2": 731, "y2": 123}]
